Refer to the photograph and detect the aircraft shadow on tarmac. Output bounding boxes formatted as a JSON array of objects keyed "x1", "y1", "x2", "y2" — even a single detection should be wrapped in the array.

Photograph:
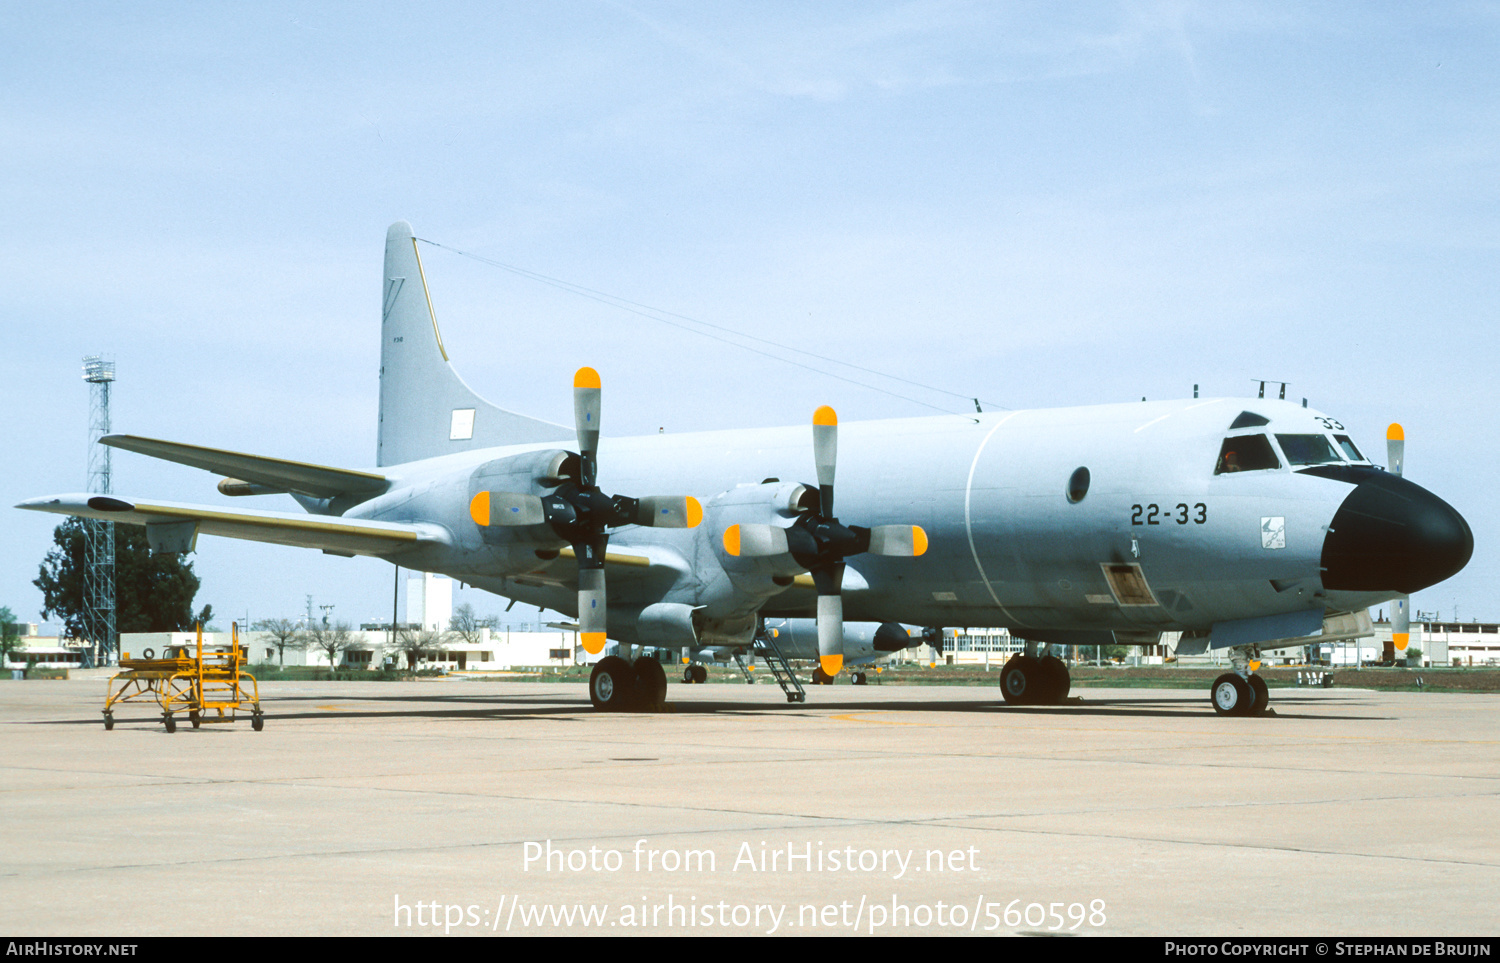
[{"x1": 42, "y1": 688, "x2": 1391, "y2": 725}]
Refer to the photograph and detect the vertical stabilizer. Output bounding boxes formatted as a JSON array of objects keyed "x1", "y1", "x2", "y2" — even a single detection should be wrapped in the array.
[{"x1": 378, "y1": 222, "x2": 568, "y2": 467}]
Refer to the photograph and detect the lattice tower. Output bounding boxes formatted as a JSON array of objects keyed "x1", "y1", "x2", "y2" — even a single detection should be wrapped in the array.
[{"x1": 82, "y1": 356, "x2": 117, "y2": 666}]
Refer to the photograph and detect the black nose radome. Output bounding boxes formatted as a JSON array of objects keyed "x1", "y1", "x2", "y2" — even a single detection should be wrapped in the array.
[{"x1": 1320, "y1": 472, "x2": 1473, "y2": 594}]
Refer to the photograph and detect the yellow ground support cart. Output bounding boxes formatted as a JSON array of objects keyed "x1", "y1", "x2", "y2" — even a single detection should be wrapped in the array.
[{"x1": 103, "y1": 623, "x2": 263, "y2": 732}]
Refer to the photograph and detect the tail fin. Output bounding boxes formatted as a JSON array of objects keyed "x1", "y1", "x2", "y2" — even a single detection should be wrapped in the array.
[{"x1": 378, "y1": 221, "x2": 567, "y2": 467}]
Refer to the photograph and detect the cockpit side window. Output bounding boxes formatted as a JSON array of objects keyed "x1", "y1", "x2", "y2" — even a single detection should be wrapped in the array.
[
  {"x1": 1334, "y1": 434, "x2": 1364, "y2": 462},
  {"x1": 1275, "y1": 433, "x2": 1341, "y2": 466},
  {"x1": 1215, "y1": 435, "x2": 1281, "y2": 474}
]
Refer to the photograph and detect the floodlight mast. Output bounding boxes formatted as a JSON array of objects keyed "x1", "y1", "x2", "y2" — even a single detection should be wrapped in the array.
[{"x1": 82, "y1": 356, "x2": 117, "y2": 667}]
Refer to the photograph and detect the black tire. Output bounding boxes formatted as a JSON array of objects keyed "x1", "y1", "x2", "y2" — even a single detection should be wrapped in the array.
[
  {"x1": 103, "y1": 713, "x2": 114, "y2": 731},
  {"x1": 163, "y1": 715, "x2": 177, "y2": 733},
  {"x1": 141, "y1": 648, "x2": 155, "y2": 660},
  {"x1": 692, "y1": 664, "x2": 707, "y2": 685},
  {"x1": 252, "y1": 714, "x2": 264, "y2": 732},
  {"x1": 590, "y1": 656, "x2": 638, "y2": 711},
  {"x1": 1248, "y1": 674, "x2": 1269, "y2": 714},
  {"x1": 1036, "y1": 655, "x2": 1070, "y2": 705},
  {"x1": 683, "y1": 666, "x2": 696, "y2": 684},
  {"x1": 811, "y1": 667, "x2": 832, "y2": 685},
  {"x1": 1000, "y1": 655, "x2": 1040, "y2": 705},
  {"x1": 633, "y1": 657, "x2": 667, "y2": 711},
  {"x1": 852, "y1": 671, "x2": 867, "y2": 686},
  {"x1": 189, "y1": 711, "x2": 201, "y2": 729},
  {"x1": 1211, "y1": 673, "x2": 1253, "y2": 716}
]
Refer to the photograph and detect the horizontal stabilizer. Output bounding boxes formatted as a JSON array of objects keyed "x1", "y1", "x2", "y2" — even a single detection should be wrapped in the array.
[
  {"x1": 103, "y1": 435, "x2": 389, "y2": 499},
  {"x1": 16, "y1": 494, "x2": 443, "y2": 558}
]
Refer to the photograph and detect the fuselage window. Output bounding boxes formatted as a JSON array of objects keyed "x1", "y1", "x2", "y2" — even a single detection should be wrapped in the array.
[
  {"x1": 1214, "y1": 434, "x2": 1281, "y2": 474},
  {"x1": 1275, "y1": 433, "x2": 1341, "y2": 466},
  {"x1": 1334, "y1": 434, "x2": 1364, "y2": 462},
  {"x1": 1229, "y1": 411, "x2": 1271, "y2": 429},
  {"x1": 1066, "y1": 467, "x2": 1090, "y2": 503}
]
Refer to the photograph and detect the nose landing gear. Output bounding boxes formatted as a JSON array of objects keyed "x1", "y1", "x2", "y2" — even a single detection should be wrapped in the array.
[{"x1": 1211, "y1": 646, "x2": 1271, "y2": 716}]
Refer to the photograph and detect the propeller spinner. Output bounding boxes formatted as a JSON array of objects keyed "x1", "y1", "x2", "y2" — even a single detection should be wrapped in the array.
[
  {"x1": 469, "y1": 367, "x2": 702, "y2": 654},
  {"x1": 724, "y1": 405, "x2": 927, "y2": 678}
]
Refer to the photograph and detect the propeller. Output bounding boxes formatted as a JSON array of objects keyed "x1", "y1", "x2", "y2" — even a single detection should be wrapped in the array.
[
  {"x1": 724, "y1": 405, "x2": 927, "y2": 678},
  {"x1": 469, "y1": 367, "x2": 702, "y2": 654},
  {"x1": 1388, "y1": 423, "x2": 1410, "y2": 661}
]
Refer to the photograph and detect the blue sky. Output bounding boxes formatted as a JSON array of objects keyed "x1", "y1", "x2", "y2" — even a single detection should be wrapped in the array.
[{"x1": 3, "y1": 2, "x2": 1495, "y2": 630}]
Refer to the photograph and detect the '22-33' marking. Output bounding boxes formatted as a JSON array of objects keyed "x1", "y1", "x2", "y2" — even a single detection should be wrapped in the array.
[{"x1": 1132, "y1": 503, "x2": 1207, "y2": 525}]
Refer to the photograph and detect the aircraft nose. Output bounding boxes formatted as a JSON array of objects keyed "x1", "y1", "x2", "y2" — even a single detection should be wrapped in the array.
[{"x1": 1320, "y1": 473, "x2": 1473, "y2": 594}]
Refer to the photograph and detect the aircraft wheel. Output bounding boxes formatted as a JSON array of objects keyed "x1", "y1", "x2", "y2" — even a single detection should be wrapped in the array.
[
  {"x1": 1000, "y1": 655, "x2": 1039, "y2": 705},
  {"x1": 692, "y1": 664, "x2": 707, "y2": 685},
  {"x1": 682, "y1": 666, "x2": 696, "y2": 684},
  {"x1": 633, "y1": 657, "x2": 667, "y2": 711},
  {"x1": 852, "y1": 671, "x2": 867, "y2": 686},
  {"x1": 811, "y1": 667, "x2": 832, "y2": 685},
  {"x1": 1036, "y1": 656, "x2": 1070, "y2": 705},
  {"x1": 163, "y1": 714, "x2": 177, "y2": 733},
  {"x1": 590, "y1": 656, "x2": 638, "y2": 712},
  {"x1": 1211, "y1": 673, "x2": 1253, "y2": 716},
  {"x1": 1248, "y1": 674, "x2": 1269, "y2": 714}
]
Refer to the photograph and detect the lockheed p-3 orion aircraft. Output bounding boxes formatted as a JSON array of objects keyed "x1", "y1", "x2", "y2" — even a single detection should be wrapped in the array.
[{"x1": 19, "y1": 222, "x2": 1473, "y2": 716}]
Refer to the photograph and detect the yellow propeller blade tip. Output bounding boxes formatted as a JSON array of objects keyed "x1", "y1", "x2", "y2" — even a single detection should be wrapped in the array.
[
  {"x1": 574, "y1": 366, "x2": 601, "y2": 389},
  {"x1": 685, "y1": 496, "x2": 703, "y2": 528},
  {"x1": 1387, "y1": 423, "x2": 1404, "y2": 441},
  {"x1": 581, "y1": 632, "x2": 607, "y2": 654},
  {"x1": 912, "y1": 526, "x2": 929, "y2": 556},
  {"x1": 820, "y1": 654, "x2": 843, "y2": 676},
  {"x1": 468, "y1": 491, "x2": 491, "y2": 526},
  {"x1": 722, "y1": 523, "x2": 742, "y2": 556},
  {"x1": 813, "y1": 405, "x2": 838, "y2": 426}
]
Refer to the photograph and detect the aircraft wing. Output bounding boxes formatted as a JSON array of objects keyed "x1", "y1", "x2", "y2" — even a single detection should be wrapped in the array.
[
  {"x1": 101, "y1": 435, "x2": 390, "y2": 498},
  {"x1": 16, "y1": 494, "x2": 444, "y2": 557}
]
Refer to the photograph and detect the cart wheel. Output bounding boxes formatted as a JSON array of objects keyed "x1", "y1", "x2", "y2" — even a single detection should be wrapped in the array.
[
  {"x1": 103, "y1": 713, "x2": 114, "y2": 731},
  {"x1": 163, "y1": 715, "x2": 177, "y2": 733},
  {"x1": 251, "y1": 714, "x2": 264, "y2": 732},
  {"x1": 189, "y1": 711, "x2": 201, "y2": 729}
]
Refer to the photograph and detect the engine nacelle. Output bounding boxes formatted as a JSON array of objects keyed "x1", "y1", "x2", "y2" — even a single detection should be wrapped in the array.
[{"x1": 467, "y1": 450, "x2": 574, "y2": 550}]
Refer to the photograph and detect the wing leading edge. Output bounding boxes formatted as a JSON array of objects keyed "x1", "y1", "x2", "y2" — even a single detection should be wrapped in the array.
[{"x1": 16, "y1": 495, "x2": 445, "y2": 558}]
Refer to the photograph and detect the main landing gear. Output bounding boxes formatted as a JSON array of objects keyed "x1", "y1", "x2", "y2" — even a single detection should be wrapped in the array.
[
  {"x1": 589, "y1": 655, "x2": 668, "y2": 712},
  {"x1": 681, "y1": 664, "x2": 708, "y2": 684},
  {"x1": 999, "y1": 647, "x2": 1071, "y2": 706},
  {"x1": 1210, "y1": 646, "x2": 1271, "y2": 716}
]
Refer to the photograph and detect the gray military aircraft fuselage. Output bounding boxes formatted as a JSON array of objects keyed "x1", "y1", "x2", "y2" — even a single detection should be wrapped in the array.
[{"x1": 20, "y1": 222, "x2": 1473, "y2": 717}]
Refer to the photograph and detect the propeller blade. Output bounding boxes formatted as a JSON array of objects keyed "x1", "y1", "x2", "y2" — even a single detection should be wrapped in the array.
[
  {"x1": 634, "y1": 495, "x2": 703, "y2": 529},
  {"x1": 866, "y1": 524, "x2": 929, "y2": 557},
  {"x1": 1393, "y1": 595, "x2": 1410, "y2": 655},
  {"x1": 722, "y1": 523, "x2": 789, "y2": 557},
  {"x1": 1388, "y1": 424, "x2": 1409, "y2": 657},
  {"x1": 578, "y1": 567, "x2": 607, "y2": 654},
  {"x1": 469, "y1": 491, "x2": 547, "y2": 527},
  {"x1": 574, "y1": 367, "x2": 602, "y2": 487},
  {"x1": 816, "y1": 592, "x2": 844, "y2": 677},
  {"x1": 812, "y1": 405, "x2": 837, "y2": 515}
]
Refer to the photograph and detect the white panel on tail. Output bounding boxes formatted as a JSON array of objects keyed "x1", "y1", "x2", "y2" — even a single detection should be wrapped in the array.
[{"x1": 377, "y1": 221, "x2": 568, "y2": 467}]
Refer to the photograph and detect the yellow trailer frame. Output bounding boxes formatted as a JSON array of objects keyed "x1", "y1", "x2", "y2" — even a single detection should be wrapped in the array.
[{"x1": 103, "y1": 624, "x2": 262, "y2": 732}]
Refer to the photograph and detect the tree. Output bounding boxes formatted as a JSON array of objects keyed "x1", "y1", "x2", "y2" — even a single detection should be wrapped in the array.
[
  {"x1": 253, "y1": 617, "x2": 306, "y2": 666},
  {"x1": 396, "y1": 625, "x2": 445, "y2": 669},
  {"x1": 306, "y1": 621, "x2": 355, "y2": 670},
  {"x1": 0, "y1": 606, "x2": 21, "y2": 667},
  {"x1": 34, "y1": 519, "x2": 212, "y2": 638},
  {"x1": 449, "y1": 603, "x2": 495, "y2": 646}
]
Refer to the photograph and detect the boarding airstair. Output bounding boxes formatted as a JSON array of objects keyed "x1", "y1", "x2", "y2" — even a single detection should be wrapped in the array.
[{"x1": 752, "y1": 624, "x2": 806, "y2": 703}]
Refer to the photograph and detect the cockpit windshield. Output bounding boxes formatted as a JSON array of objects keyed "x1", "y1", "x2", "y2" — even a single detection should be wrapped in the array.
[
  {"x1": 1215, "y1": 435, "x2": 1281, "y2": 474},
  {"x1": 1334, "y1": 434, "x2": 1364, "y2": 462},
  {"x1": 1275, "y1": 434, "x2": 1342, "y2": 466}
]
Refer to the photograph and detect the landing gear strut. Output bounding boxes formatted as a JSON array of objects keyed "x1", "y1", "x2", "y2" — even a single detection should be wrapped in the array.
[{"x1": 1211, "y1": 645, "x2": 1270, "y2": 716}]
